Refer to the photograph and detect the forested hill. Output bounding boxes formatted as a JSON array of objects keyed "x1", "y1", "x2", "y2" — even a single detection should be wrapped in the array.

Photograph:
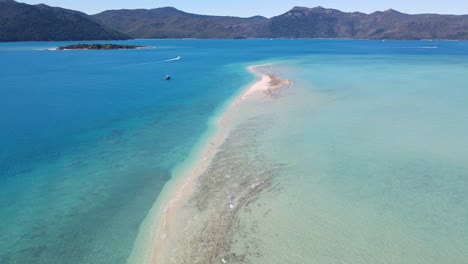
[
  {"x1": 91, "y1": 7, "x2": 270, "y2": 39},
  {"x1": 93, "y1": 6, "x2": 468, "y2": 40},
  {"x1": 0, "y1": 0, "x2": 130, "y2": 42},
  {"x1": 2, "y1": 1, "x2": 468, "y2": 41},
  {"x1": 269, "y1": 6, "x2": 468, "y2": 40}
]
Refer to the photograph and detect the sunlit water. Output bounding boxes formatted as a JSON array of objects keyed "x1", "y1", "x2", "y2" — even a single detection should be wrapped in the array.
[{"x1": 1, "y1": 40, "x2": 467, "y2": 263}]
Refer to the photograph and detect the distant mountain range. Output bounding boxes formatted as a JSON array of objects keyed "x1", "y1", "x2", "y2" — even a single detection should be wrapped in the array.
[
  {"x1": 269, "y1": 7, "x2": 468, "y2": 40},
  {"x1": 2, "y1": 0, "x2": 468, "y2": 42},
  {"x1": 91, "y1": 7, "x2": 270, "y2": 39}
]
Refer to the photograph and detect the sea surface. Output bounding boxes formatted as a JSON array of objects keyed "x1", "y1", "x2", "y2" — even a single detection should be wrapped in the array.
[{"x1": 0, "y1": 39, "x2": 467, "y2": 263}]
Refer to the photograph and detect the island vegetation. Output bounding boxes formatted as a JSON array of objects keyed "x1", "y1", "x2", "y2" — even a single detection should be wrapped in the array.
[{"x1": 56, "y1": 44, "x2": 145, "y2": 50}]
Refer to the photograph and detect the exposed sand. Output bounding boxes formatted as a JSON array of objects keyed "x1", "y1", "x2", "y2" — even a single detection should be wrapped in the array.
[
  {"x1": 242, "y1": 66, "x2": 292, "y2": 98},
  {"x1": 131, "y1": 65, "x2": 291, "y2": 263}
]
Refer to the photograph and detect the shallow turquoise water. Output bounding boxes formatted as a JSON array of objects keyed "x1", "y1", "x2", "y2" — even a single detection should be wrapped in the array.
[
  {"x1": 236, "y1": 55, "x2": 468, "y2": 263},
  {"x1": 1, "y1": 39, "x2": 468, "y2": 263}
]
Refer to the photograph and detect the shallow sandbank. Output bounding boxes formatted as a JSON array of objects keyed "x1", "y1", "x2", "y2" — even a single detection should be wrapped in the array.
[{"x1": 128, "y1": 64, "x2": 291, "y2": 264}]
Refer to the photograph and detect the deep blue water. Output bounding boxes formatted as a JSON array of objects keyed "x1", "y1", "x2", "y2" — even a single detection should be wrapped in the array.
[{"x1": 1, "y1": 39, "x2": 468, "y2": 263}]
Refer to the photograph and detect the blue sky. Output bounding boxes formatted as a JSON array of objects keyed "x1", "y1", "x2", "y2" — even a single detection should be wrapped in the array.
[{"x1": 19, "y1": 0, "x2": 468, "y2": 16}]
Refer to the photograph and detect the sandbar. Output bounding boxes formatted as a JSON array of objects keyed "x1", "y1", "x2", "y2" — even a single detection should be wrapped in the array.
[{"x1": 130, "y1": 64, "x2": 291, "y2": 263}]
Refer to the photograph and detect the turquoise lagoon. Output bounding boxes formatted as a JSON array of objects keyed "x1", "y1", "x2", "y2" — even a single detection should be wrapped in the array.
[{"x1": 0, "y1": 40, "x2": 467, "y2": 263}]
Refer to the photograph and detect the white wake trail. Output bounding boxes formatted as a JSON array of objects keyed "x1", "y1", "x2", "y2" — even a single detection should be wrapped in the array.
[
  {"x1": 130, "y1": 56, "x2": 182, "y2": 67},
  {"x1": 160, "y1": 56, "x2": 181, "y2": 62}
]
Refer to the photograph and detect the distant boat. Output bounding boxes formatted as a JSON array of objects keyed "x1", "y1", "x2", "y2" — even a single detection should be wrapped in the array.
[{"x1": 163, "y1": 75, "x2": 171, "y2": 80}]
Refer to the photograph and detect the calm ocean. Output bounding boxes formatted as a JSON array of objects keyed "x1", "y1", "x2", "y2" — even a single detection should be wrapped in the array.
[{"x1": 1, "y1": 39, "x2": 467, "y2": 263}]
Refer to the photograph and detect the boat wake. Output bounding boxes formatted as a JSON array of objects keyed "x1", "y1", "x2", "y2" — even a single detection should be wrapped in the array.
[
  {"x1": 161, "y1": 56, "x2": 181, "y2": 62},
  {"x1": 398, "y1": 46, "x2": 439, "y2": 50},
  {"x1": 145, "y1": 56, "x2": 181, "y2": 64},
  {"x1": 129, "y1": 56, "x2": 182, "y2": 67}
]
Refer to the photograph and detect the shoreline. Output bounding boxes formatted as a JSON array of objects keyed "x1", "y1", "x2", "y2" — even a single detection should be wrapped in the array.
[{"x1": 128, "y1": 64, "x2": 291, "y2": 263}]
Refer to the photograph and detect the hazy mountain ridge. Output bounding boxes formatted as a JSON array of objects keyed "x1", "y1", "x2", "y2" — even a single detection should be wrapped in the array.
[
  {"x1": 271, "y1": 6, "x2": 468, "y2": 39},
  {"x1": 2, "y1": 0, "x2": 468, "y2": 41},
  {"x1": 0, "y1": 0, "x2": 130, "y2": 41},
  {"x1": 91, "y1": 7, "x2": 270, "y2": 39},
  {"x1": 94, "y1": 5, "x2": 468, "y2": 40}
]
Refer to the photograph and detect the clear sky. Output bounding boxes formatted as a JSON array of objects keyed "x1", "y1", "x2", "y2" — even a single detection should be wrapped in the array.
[{"x1": 18, "y1": 0, "x2": 468, "y2": 17}]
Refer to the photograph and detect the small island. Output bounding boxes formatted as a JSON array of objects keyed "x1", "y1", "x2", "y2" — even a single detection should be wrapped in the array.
[{"x1": 56, "y1": 44, "x2": 145, "y2": 50}]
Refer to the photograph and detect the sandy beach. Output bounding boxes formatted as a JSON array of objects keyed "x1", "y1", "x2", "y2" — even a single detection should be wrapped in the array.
[
  {"x1": 130, "y1": 65, "x2": 291, "y2": 263},
  {"x1": 242, "y1": 66, "x2": 292, "y2": 98}
]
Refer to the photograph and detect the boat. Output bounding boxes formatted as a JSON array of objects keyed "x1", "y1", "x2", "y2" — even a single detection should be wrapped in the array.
[{"x1": 163, "y1": 75, "x2": 171, "y2": 80}]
